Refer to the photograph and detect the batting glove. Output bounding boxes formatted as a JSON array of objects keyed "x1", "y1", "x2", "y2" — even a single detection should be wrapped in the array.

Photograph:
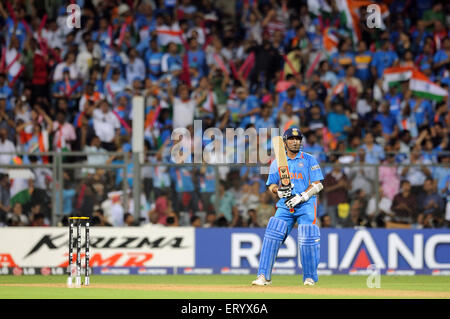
[
  {"x1": 285, "y1": 192, "x2": 308, "y2": 209},
  {"x1": 277, "y1": 184, "x2": 293, "y2": 199}
]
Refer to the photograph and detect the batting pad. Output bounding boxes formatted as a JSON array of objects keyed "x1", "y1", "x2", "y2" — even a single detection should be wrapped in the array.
[
  {"x1": 257, "y1": 217, "x2": 288, "y2": 281},
  {"x1": 298, "y1": 224, "x2": 320, "y2": 283}
]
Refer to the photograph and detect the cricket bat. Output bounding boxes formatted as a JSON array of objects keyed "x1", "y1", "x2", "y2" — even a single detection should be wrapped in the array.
[{"x1": 272, "y1": 136, "x2": 294, "y2": 213}]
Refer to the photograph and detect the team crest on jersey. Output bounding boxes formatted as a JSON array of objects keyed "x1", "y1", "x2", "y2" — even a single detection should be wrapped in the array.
[{"x1": 298, "y1": 163, "x2": 304, "y2": 167}]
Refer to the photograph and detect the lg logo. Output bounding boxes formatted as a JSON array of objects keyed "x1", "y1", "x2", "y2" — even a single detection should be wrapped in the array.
[
  {"x1": 66, "y1": 4, "x2": 81, "y2": 29},
  {"x1": 366, "y1": 4, "x2": 382, "y2": 29}
]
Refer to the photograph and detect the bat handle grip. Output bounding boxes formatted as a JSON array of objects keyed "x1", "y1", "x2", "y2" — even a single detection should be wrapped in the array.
[{"x1": 285, "y1": 194, "x2": 295, "y2": 214}]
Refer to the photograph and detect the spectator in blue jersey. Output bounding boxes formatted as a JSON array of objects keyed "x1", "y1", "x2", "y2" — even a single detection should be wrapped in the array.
[
  {"x1": 419, "y1": 178, "x2": 445, "y2": 228},
  {"x1": 330, "y1": 39, "x2": 355, "y2": 78},
  {"x1": 104, "y1": 68, "x2": 127, "y2": 103},
  {"x1": 303, "y1": 104, "x2": 326, "y2": 133},
  {"x1": 411, "y1": 20, "x2": 431, "y2": 54},
  {"x1": 145, "y1": 39, "x2": 164, "y2": 81},
  {"x1": 211, "y1": 180, "x2": 238, "y2": 224},
  {"x1": 433, "y1": 37, "x2": 450, "y2": 79},
  {"x1": 397, "y1": 102, "x2": 419, "y2": 139},
  {"x1": 432, "y1": 155, "x2": 450, "y2": 200},
  {"x1": 187, "y1": 37, "x2": 207, "y2": 78},
  {"x1": 51, "y1": 68, "x2": 82, "y2": 109},
  {"x1": 302, "y1": 131, "x2": 326, "y2": 163},
  {"x1": 161, "y1": 42, "x2": 183, "y2": 85},
  {"x1": 354, "y1": 41, "x2": 373, "y2": 85},
  {"x1": 277, "y1": 84, "x2": 305, "y2": 113},
  {"x1": 111, "y1": 143, "x2": 134, "y2": 188},
  {"x1": 231, "y1": 86, "x2": 260, "y2": 127},
  {"x1": 0, "y1": 96, "x2": 15, "y2": 140},
  {"x1": 374, "y1": 101, "x2": 398, "y2": 139},
  {"x1": 405, "y1": 94, "x2": 434, "y2": 127},
  {"x1": 415, "y1": 40, "x2": 435, "y2": 71},
  {"x1": 254, "y1": 105, "x2": 276, "y2": 131},
  {"x1": 319, "y1": 60, "x2": 338, "y2": 89},
  {"x1": 359, "y1": 131, "x2": 385, "y2": 164},
  {"x1": 86, "y1": 67, "x2": 105, "y2": 95},
  {"x1": 0, "y1": 3, "x2": 27, "y2": 49},
  {"x1": 384, "y1": 85, "x2": 403, "y2": 118},
  {"x1": 92, "y1": 17, "x2": 111, "y2": 48},
  {"x1": 327, "y1": 102, "x2": 351, "y2": 142},
  {"x1": 170, "y1": 152, "x2": 198, "y2": 213},
  {"x1": 304, "y1": 88, "x2": 325, "y2": 115},
  {"x1": 135, "y1": 3, "x2": 156, "y2": 43},
  {"x1": 371, "y1": 37, "x2": 399, "y2": 79},
  {"x1": 0, "y1": 73, "x2": 13, "y2": 111},
  {"x1": 198, "y1": 160, "x2": 216, "y2": 213}
]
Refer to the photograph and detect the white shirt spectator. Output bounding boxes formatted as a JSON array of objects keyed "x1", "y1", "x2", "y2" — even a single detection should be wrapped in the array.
[
  {"x1": 56, "y1": 15, "x2": 77, "y2": 37},
  {"x1": 31, "y1": 167, "x2": 52, "y2": 189},
  {"x1": 110, "y1": 202, "x2": 124, "y2": 227},
  {"x1": 128, "y1": 193, "x2": 150, "y2": 223},
  {"x1": 82, "y1": 144, "x2": 109, "y2": 175},
  {"x1": 125, "y1": 57, "x2": 146, "y2": 85},
  {"x1": 53, "y1": 62, "x2": 79, "y2": 81},
  {"x1": 172, "y1": 97, "x2": 196, "y2": 128},
  {"x1": 356, "y1": 98, "x2": 372, "y2": 117},
  {"x1": 366, "y1": 195, "x2": 392, "y2": 218},
  {"x1": 76, "y1": 48, "x2": 101, "y2": 79},
  {"x1": 399, "y1": 157, "x2": 432, "y2": 187},
  {"x1": 92, "y1": 108, "x2": 121, "y2": 143},
  {"x1": 188, "y1": 27, "x2": 205, "y2": 45},
  {"x1": 5, "y1": 48, "x2": 22, "y2": 79},
  {"x1": 40, "y1": 28, "x2": 65, "y2": 50},
  {"x1": 0, "y1": 138, "x2": 15, "y2": 169},
  {"x1": 156, "y1": 23, "x2": 182, "y2": 47}
]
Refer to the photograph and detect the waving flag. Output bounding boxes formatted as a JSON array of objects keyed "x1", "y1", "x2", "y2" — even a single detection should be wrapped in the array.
[
  {"x1": 383, "y1": 66, "x2": 415, "y2": 87},
  {"x1": 331, "y1": 82, "x2": 345, "y2": 96},
  {"x1": 337, "y1": 0, "x2": 389, "y2": 43},
  {"x1": 323, "y1": 27, "x2": 339, "y2": 55},
  {"x1": 307, "y1": 0, "x2": 332, "y2": 16},
  {"x1": 409, "y1": 70, "x2": 448, "y2": 102},
  {"x1": 9, "y1": 156, "x2": 34, "y2": 206}
]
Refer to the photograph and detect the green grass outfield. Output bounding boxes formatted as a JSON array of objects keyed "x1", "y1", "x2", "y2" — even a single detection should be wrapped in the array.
[{"x1": 0, "y1": 275, "x2": 449, "y2": 299}]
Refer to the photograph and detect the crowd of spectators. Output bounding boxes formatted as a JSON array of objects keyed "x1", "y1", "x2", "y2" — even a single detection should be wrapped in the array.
[{"x1": 0, "y1": 0, "x2": 449, "y2": 228}]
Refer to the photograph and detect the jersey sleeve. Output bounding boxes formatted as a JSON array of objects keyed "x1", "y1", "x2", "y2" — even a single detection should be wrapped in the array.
[
  {"x1": 266, "y1": 160, "x2": 280, "y2": 186},
  {"x1": 308, "y1": 156, "x2": 324, "y2": 182}
]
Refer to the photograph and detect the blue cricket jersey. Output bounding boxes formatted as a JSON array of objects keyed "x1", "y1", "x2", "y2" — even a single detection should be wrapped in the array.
[{"x1": 266, "y1": 151, "x2": 324, "y2": 210}]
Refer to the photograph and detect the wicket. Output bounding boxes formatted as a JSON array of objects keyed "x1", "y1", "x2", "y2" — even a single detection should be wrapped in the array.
[{"x1": 67, "y1": 217, "x2": 90, "y2": 287}]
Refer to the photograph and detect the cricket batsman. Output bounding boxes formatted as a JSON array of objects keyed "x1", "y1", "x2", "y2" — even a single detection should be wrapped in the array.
[{"x1": 252, "y1": 127, "x2": 324, "y2": 286}]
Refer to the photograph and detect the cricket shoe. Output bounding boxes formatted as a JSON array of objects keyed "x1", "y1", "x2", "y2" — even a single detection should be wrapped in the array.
[
  {"x1": 252, "y1": 275, "x2": 272, "y2": 286},
  {"x1": 303, "y1": 278, "x2": 315, "y2": 286}
]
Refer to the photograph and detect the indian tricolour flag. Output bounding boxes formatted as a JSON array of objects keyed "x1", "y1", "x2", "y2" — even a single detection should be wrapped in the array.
[
  {"x1": 323, "y1": 27, "x2": 339, "y2": 55},
  {"x1": 307, "y1": 0, "x2": 332, "y2": 16},
  {"x1": 383, "y1": 66, "x2": 414, "y2": 88},
  {"x1": 337, "y1": 0, "x2": 389, "y2": 43},
  {"x1": 331, "y1": 82, "x2": 345, "y2": 96},
  {"x1": 409, "y1": 70, "x2": 448, "y2": 102},
  {"x1": 8, "y1": 156, "x2": 34, "y2": 206}
]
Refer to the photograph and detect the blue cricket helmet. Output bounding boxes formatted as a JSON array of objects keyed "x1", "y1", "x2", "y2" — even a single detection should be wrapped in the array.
[{"x1": 282, "y1": 127, "x2": 303, "y2": 142}]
